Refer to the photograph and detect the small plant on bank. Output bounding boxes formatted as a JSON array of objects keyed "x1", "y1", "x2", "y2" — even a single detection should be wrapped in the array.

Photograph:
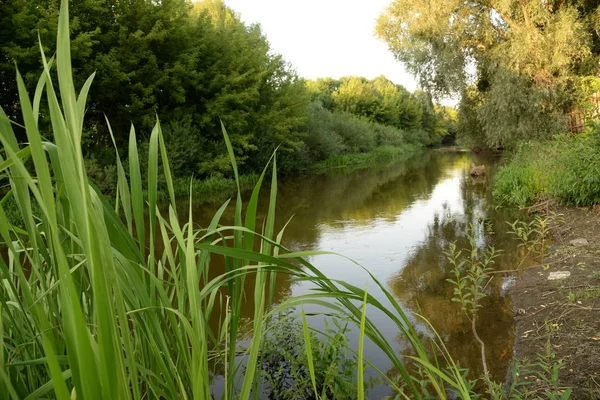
[
  {"x1": 443, "y1": 217, "x2": 575, "y2": 399},
  {"x1": 445, "y1": 222, "x2": 501, "y2": 377},
  {"x1": 485, "y1": 349, "x2": 571, "y2": 400},
  {"x1": 506, "y1": 212, "x2": 560, "y2": 265}
]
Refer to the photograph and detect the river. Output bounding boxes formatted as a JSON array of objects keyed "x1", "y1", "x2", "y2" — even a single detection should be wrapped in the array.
[{"x1": 194, "y1": 149, "x2": 522, "y2": 398}]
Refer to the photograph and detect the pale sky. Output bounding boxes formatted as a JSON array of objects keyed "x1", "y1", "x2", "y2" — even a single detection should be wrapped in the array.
[{"x1": 223, "y1": 0, "x2": 418, "y2": 92}]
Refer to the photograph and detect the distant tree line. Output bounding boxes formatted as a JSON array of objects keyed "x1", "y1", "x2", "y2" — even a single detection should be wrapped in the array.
[
  {"x1": 0, "y1": 0, "x2": 454, "y2": 185},
  {"x1": 307, "y1": 76, "x2": 456, "y2": 146}
]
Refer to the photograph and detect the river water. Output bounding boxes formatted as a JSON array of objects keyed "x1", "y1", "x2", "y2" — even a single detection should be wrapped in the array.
[{"x1": 196, "y1": 150, "x2": 522, "y2": 397}]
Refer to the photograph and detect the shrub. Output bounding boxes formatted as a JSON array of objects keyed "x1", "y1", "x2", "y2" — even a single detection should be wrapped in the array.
[
  {"x1": 550, "y1": 131, "x2": 600, "y2": 205},
  {"x1": 404, "y1": 128, "x2": 429, "y2": 145},
  {"x1": 85, "y1": 157, "x2": 117, "y2": 196},
  {"x1": 304, "y1": 102, "x2": 347, "y2": 162},
  {"x1": 160, "y1": 118, "x2": 207, "y2": 177},
  {"x1": 258, "y1": 315, "x2": 359, "y2": 400},
  {"x1": 493, "y1": 164, "x2": 544, "y2": 207},
  {"x1": 493, "y1": 130, "x2": 600, "y2": 206},
  {"x1": 328, "y1": 111, "x2": 376, "y2": 153},
  {"x1": 374, "y1": 124, "x2": 405, "y2": 147}
]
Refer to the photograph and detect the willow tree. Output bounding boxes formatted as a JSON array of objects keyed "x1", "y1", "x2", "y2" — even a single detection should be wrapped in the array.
[{"x1": 377, "y1": 0, "x2": 598, "y2": 146}]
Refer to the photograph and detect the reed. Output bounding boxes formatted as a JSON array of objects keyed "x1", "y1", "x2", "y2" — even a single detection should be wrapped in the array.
[{"x1": 0, "y1": 1, "x2": 471, "y2": 398}]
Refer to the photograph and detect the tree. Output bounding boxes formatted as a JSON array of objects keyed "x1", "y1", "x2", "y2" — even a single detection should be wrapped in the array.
[
  {"x1": 306, "y1": 78, "x2": 340, "y2": 110},
  {"x1": 1, "y1": 0, "x2": 310, "y2": 177},
  {"x1": 377, "y1": 0, "x2": 598, "y2": 146}
]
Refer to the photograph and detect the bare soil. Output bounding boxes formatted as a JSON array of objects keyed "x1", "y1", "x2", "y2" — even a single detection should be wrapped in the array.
[{"x1": 512, "y1": 206, "x2": 600, "y2": 399}]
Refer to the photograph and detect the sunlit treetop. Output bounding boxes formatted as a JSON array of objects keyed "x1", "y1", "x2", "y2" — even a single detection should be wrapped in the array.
[{"x1": 376, "y1": 0, "x2": 594, "y2": 97}]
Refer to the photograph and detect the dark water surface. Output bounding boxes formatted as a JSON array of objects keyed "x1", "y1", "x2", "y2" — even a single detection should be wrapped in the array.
[{"x1": 196, "y1": 150, "x2": 521, "y2": 397}]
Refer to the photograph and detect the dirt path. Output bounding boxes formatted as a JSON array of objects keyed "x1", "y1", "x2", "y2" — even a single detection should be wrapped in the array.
[{"x1": 512, "y1": 207, "x2": 600, "y2": 399}]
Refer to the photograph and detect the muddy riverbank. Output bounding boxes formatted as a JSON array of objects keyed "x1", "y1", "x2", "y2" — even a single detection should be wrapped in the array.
[{"x1": 512, "y1": 206, "x2": 600, "y2": 398}]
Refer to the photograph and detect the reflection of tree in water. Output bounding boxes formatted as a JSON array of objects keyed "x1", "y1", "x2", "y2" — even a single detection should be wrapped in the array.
[
  {"x1": 388, "y1": 154, "x2": 521, "y2": 381},
  {"x1": 252, "y1": 151, "x2": 451, "y2": 250}
]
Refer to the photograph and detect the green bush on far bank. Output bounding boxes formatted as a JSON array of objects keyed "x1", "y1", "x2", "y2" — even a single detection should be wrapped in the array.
[
  {"x1": 86, "y1": 102, "x2": 429, "y2": 201},
  {"x1": 494, "y1": 127, "x2": 600, "y2": 206}
]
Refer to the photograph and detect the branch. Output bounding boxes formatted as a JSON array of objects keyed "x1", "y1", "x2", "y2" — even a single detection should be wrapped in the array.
[{"x1": 472, "y1": 313, "x2": 489, "y2": 377}]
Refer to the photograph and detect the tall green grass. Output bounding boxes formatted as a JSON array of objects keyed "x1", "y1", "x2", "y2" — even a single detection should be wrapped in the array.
[
  {"x1": 494, "y1": 132, "x2": 600, "y2": 207},
  {"x1": 0, "y1": 2, "x2": 471, "y2": 398}
]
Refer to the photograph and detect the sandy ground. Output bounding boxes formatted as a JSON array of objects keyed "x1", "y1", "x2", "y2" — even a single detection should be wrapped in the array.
[{"x1": 512, "y1": 206, "x2": 600, "y2": 399}]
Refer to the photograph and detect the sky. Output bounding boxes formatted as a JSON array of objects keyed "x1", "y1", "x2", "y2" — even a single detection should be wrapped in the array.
[{"x1": 222, "y1": 0, "x2": 418, "y2": 92}]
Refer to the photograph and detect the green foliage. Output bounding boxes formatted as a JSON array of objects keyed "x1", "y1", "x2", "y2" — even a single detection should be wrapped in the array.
[
  {"x1": 302, "y1": 102, "x2": 347, "y2": 161},
  {"x1": 0, "y1": 0, "x2": 309, "y2": 175},
  {"x1": 299, "y1": 102, "x2": 420, "y2": 169},
  {"x1": 549, "y1": 132, "x2": 600, "y2": 205},
  {"x1": 444, "y1": 223, "x2": 501, "y2": 378},
  {"x1": 0, "y1": 8, "x2": 577, "y2": 399},
  {"x1": 494, "y1": 130, "x2": 600, "y2": 206},
  {"x1": 377, "y1": 0, "x2": 597, "y2": 147},
  {"x1": 258, "y1": 314, "x2": 360, "y2": 399},
  {"x1": 476, "y1": 68, "x2": 568, "y2": 148},
  {"x1": 306, "y1": 76, "x2": 452, "y2": 146},
  {"x1": 0, "y1": 9, "x2": 486, "y2": 399},
  {"x1": 165, "y1": 173, "x2": 259, "y2": 203},
  {"x1": 157, "y1": 118, "x2": 207, "y2": 177},
  {"x1": 327, "y1": 111, "x2": 376, "y2": 153},
  {"x1": 485, "y1": 350, "x2": 572, "y2": 400},
  {"x1": 445, "y1": 225, "x2": 500, "y2": 318},
  {"x1": 506, "y1": 213, "x2": 558, "y2": 263},
  {"x1": 85, "y1": 156, "x2": 117, "y2": 196},
  {"x1": 493, "y1": 164, "x2": 544, "y2": 207}
]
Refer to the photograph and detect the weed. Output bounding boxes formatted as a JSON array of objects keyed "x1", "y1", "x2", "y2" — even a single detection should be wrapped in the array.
[
  {"x1": 506, "y1": 213, "x2": 559, "y2": 265},
  {"x1": 493, "y1": 164, "x2": 544, "y2": 207},
  {"x1": 258, "y1": 313, "x2": 362, "y2": 399},
  {"x1": 445, "y1": 222, "x2": 501, "y2": 376}
]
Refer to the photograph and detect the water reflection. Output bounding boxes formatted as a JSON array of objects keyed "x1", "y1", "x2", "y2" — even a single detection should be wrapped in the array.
[{"x1": 193, "y1": 150, "x2": 521, "y2": 396}]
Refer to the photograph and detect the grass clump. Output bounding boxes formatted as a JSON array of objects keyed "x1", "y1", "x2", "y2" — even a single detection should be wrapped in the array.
[
  {"x1": 163, "y1": 173, "x2": 259, "y2": 203},
  {"x1": 548, "y1": 131, "x2": 600, "y2": 205},
  {"x1": 493, "y1": 164, "x2": 544, "y2": 207},
  {"x1": 494, "y1": 129, "x2": 600, "y2": 206}
]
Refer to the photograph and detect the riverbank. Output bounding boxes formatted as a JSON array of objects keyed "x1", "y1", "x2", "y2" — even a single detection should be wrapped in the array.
[
  {"x1": 157, "y1": 144, "x2": 425, "y2": 204},
  {"x1": 511, "y1": 205, "x2": 600, "y2": 398}
]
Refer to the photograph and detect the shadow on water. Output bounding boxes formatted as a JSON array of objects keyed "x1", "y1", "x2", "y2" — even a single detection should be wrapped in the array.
[{"x1": 186, "y1": 150, "x2": 523, "y2": 396}]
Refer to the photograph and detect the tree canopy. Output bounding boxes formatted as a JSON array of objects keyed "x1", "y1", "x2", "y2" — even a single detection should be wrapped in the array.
[
  {"x1": 307, "y1": 75, "x2": 454, "y2": 145},
  {"x1": 1, "y1": 0, "x2": 453, "y2": 182},
  {"x1": 377, "y1": 0, "x2": 600, "y2": 147}
]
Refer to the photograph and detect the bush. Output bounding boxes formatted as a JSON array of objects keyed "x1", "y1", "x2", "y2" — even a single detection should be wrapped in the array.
[
  {"x1": 493, "y1": 129, "x2": 600, "y2": 206},
  {"x1": 328, "y1": 111, "x2": 376, "y2": 153},
  {"x1": 302, "y1": 102, "x2": 419, "y2": 166},
  {"x1": 304, "y1": 102, "x2": 347, "y2": 162},
  {"x1": 160, "y1": 118, "x2": 207, "y2": 177},
  {"x1": 493, "y1": 164, "x2": 544, "y2": 207},
  {"x1": 550, "y1": 132, "x2": 600, "y2": 205},
  {"x1": 374, "y1": 124, "x2": 405, "y2": 147},
  {"x1": 258, "y1": 315, "x2": 360, "y2": 399},
  {"x1": 85, "y1": 157, "x2": 117, "y2": 196}
]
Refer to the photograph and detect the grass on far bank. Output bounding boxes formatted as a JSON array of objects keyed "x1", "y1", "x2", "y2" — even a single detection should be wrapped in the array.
[
  {"x1": 153, "y1": 144, "x2": 424, "y2": 204},
  {"x1": 310, "y1": 144, "x2": 423, "y2": 174}
]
